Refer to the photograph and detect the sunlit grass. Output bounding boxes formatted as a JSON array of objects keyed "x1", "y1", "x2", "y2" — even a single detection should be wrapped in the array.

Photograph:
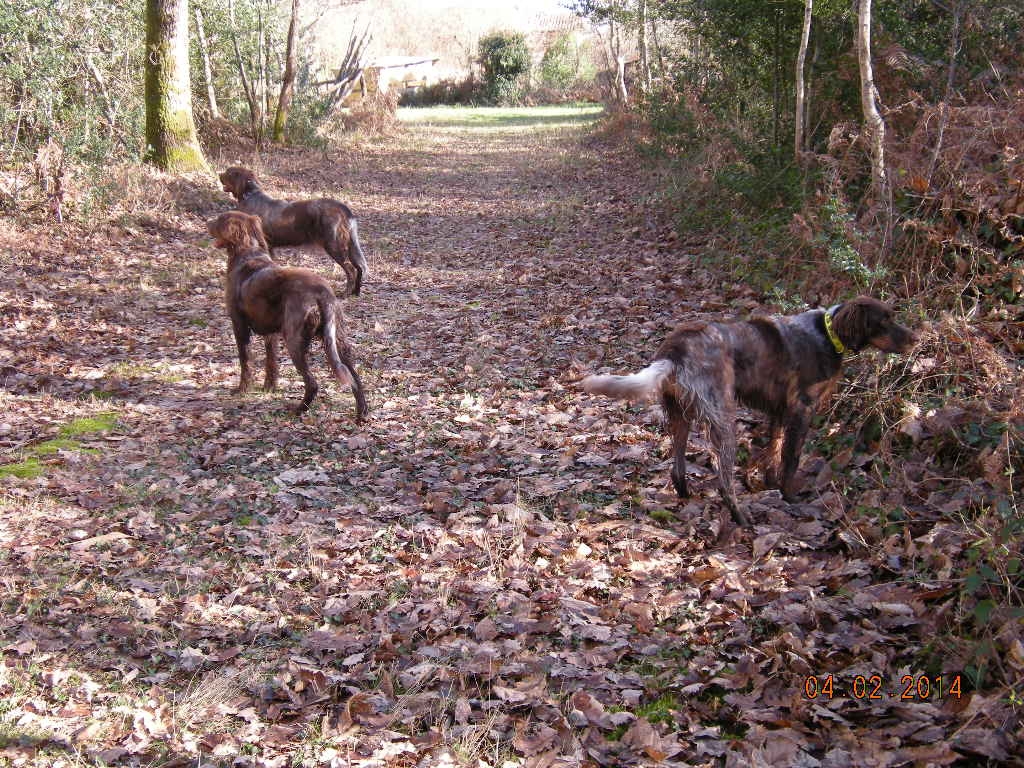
[{"x1": 398, "y1": 102, "x2": 604, "y2": 131}]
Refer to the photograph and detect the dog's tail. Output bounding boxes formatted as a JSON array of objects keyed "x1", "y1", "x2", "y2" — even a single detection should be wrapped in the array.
[
  {"x1": 319, "y1": 296, "x2": 368, "y2": 421},
  {"x1": 582, "y1": 359, "x2": 673, "y2": 402},
  {"x1": 320, "y1": 298, "x2": 354, "y2": 388},
  {"x1": 348, "y1": 217, "x2": 369, "y2": 281}
]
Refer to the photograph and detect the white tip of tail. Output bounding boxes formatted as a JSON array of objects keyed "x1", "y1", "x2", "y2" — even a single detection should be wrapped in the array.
[{"x1": 582, "y1": 359, "x2": 673, "y2": 402}]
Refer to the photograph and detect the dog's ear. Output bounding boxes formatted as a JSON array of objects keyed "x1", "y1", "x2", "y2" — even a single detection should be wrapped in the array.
[
  {"x1": 215, "y1": 214, "x2": 243, "y2": 247},
  {"x1": 244, "y1": 213, "x2": 270, "y2": 252},
  {"x1": 831, "y1": 297, "x2": 877, "y2": 352}
]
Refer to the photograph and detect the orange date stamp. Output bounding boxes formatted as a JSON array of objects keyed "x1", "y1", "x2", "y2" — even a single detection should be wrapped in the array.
[{"x1": 802, "y1": 674, "x2": 962, "y2": 701}]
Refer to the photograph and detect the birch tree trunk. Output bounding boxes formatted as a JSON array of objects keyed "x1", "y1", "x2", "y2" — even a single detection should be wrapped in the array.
[
  {"x1": 609, "y1": 15, "x2": 627, "y2": 106},
  {"x1": 273, "y1": 0, "x2": 299, "y2": 142},
  {"x1": 144, "y1": 0, "x2": 207, "y2": 171},
  {"x1": 650, "y1": 16, "x2": 665, "y2": 76},
  {"x1": 193, "y1": 6, "x2": 220, "y2": 119},
  {"x1": 255, "y1": 5, "x2": 267, "y2": 142},
  {"x1": 227, "y1": 0, "x2": 260, "y2": 142},
  {"x1": 637, "y1": 0, "x2": 651, "y2": 93},
  {"x1": 856, "y1": 0, "x2": 888, "y2": 205},
  {"x1": 794, "y1": 0, "x2": 812, "y2": 162}
]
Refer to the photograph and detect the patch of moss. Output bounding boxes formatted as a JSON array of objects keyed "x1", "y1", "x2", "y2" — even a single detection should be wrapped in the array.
[
  {"x1": 1, "y1": 412, "x2": 117, "y2": 479},
  {"x1": 637, "y1": 694, "x2": 680, "y2": 726},
  {"x1": 59, "y1": 412, "x2": 118, "y2": 437},
  {"x1": 32, "y1": 438, "x2": 97, "y2": 457},
  {"x1": 0, "y1": 458, "x2": 43, "y2": 479},
  {"x1": 648, "y1": 509, "x2": 675, "y2": 524}
]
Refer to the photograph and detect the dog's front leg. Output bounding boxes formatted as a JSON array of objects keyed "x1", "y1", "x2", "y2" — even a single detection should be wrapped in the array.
[
  {"x1": 263, "y1": 334, "x2": 280, "y2": 391},
  {"x1": 763, "y1": 418, "x2": 785, "y2": 489},
  {"x1": 231, "y1": 315, "x2": 255, "y2": 395},
  {"x1": 779, "y1": 402, "x2": 814, "y2": 502}
]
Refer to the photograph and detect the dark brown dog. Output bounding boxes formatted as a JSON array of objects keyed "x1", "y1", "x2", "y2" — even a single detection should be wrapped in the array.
[
  {"x1": 219, "y1": 166, "x2": 368, "y2": 296},
  {"x1": 583, "y1": 297, "x2": 916, "y2": 526},
  {"x1": 209, "y1": 211, "x2": 368, "y2": 421}
]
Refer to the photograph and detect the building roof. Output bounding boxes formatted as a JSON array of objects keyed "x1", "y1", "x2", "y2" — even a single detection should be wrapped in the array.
[{"x1": 369, "y1": 56, "x2": 440, "y2": 69}]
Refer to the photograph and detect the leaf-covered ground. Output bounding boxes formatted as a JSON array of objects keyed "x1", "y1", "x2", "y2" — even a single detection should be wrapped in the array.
[{"x1": 1, "y1": 107, "x2": 1020, "y2": 767}]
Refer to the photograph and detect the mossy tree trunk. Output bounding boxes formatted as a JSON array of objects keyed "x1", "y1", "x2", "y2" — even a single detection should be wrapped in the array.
[
  {"x1": 145, "y1": 0, "x2": 208, "y2": 172},
  {"x1": 272, "y1": 0, "x2": 299, "y2": 143}
]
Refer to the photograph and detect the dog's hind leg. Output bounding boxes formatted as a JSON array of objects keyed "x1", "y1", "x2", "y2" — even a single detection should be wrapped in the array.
[
  {"x1": 324, "y1": 238, "x2": 358, "y2": 296},
  {"x1": 762, "y1": 418, "x2": 784, "y2": 489},
  {"x1": 336, "y1": 338, "x2": 368, "y2": 422},
  {"x1": 263, "y1": 334, "x2": 280, "y2": 391},
  {"x1": 325, "y1": 218, "x2": 364, "y2": 296},
  {"x1": 283, "y1": 313, "x2": 319, "y2": 414},
  {"x1": 705, "y1": 375, "x2": 752, "y2": 527},
  {"x1": 664, "y1": 393, "x2": 693, "y2": 498}
]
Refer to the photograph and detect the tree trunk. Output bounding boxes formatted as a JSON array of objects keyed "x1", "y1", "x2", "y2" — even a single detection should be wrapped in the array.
[
  {"x1": 771, "y1": 5, "x2": 782, "y2": 152},
  {"x1": 193, "y1": 6, "x2": 220, "y2": 119},
  {"x1": 609, "y1": 16, "x2": 627, "y2": 106},
  {"x1": 273, "y1": 0, "x2": 299, "y2": 142},
  {"x1": 650, "y1": 15, "x2": 665, "y2": 77},
  {"x1": 856, "y1": 0, "x2": 888, "y2": 205},
  {"x1": 795, "y1": 0, "x2": 812, "y2": 162},
  {"x1": 227, "y1": 0, "x2": 260, "y2": 142},
  {"x1": 255, "y1": 5, "x2": 267, "y2": 141},
  {"x1": 144, "y1": 0, "x2": 207, "y2": 171},
  {"x1": 637, "y1": 0, "x2": 651, "y2": 93}
]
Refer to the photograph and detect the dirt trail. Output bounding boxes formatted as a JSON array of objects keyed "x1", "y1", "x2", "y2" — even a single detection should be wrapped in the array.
[{"x1": 0, "y1": 113, "x2": 1008, "y2": 765}]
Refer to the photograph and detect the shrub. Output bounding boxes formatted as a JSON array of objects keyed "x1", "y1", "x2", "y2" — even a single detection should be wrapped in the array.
[
  {"x1": 478, "y1": 31, "x2": 531, "y2": 105},
  {"x1": 539, "y1": 33, "x2": 577, "y2": 91},
  {"x1": 399, "y1": 76, "x2": 480, "y2": 107}
]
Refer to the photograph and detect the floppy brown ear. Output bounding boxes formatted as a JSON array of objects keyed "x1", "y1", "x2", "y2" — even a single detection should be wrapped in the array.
[
  {"x1": 245, "y1": 214, "x2": 269, "y2": 252},
  {"x1": 831, "y1": 296, "x2": 891, "y2": 352},
  {"x1": 220, "y1": 215, "x2": 245, "y2": 247},
  {"x1": 831, "y1": 296, "x2": 872, "y2": 352},
  {"x1": 235, "y1": 168, "x2": 256, "y2": 195}
]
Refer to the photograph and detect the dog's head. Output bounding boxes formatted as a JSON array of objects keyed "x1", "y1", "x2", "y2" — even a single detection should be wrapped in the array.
[
  {"x1": 208, "y1": 211, "x2": 269, "y2": 254},
  {"x1": 219, "y1": 167, "x2": 257, "y2": 200},
  {"x1": 831, "y1": 296, "x2": 916, "y2": 354}
]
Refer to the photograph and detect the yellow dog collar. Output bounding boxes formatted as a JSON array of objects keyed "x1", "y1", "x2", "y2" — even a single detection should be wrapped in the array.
[{"x1": 824, "y1": 305, "x2": 846, "y2": 355}]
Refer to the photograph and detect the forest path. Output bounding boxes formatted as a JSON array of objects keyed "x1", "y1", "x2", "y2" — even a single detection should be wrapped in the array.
[{"x1": 0, "y1": 109, "x2": 986, "y2": 765}]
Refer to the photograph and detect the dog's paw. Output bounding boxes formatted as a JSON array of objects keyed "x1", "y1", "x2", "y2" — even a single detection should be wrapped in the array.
[{"x1": 670, "y1": 469, "x2": 690, "y2": 498}]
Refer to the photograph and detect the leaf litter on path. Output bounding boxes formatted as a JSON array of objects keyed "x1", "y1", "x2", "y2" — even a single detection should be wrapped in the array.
[{"x1": 0, "y1": 111, "x2": 1018, "y2": 766}]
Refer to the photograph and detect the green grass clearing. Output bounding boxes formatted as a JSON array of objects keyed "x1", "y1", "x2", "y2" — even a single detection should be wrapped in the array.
[{"x1": 398, "y1": 103, "x2": 604, "y2": 131}]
